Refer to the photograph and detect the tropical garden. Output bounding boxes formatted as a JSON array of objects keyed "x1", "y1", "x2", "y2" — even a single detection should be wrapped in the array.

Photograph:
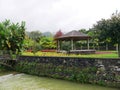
[
  {"x1": 1, "y1": 12, "x2": 120, "y2": 58},
  {"x1": 0, "y1": 12, "x2": 120, "y2": 90},
  {"x1": 27, "y1": 12, "x2": 120, "y2": 58},
  {"x1": 0, "y1": 12, "x2": 120, "y2": 65}
]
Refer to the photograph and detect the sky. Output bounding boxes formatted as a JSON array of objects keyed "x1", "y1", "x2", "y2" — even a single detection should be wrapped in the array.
[{"x1": 0, "y1": 0, "x2": 120, "y2": 33}]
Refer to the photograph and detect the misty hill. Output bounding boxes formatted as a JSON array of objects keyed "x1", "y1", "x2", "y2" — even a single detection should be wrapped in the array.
[{"x1": 42, "y1": 32, "x2": 53, "y2": 37}]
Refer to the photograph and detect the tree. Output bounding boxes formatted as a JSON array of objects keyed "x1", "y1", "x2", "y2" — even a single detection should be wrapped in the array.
[
  {"x1": 54, "y1": 30, "x2": 63, "y2": 39},
  {"x1": 40, "y1": 36, "x2": 56, "y2": 49},
  {"x1": 26, "y1": 31, "x2": 42, "y2": 43},
  {"x1": 0, "y1": 19, "x2": 25, "y2": 54},
  {"x1": 61, "y1": 41, "x2": 71, "y2": 53},
  {"x1": 93, "y1": 11, "x2": 120, "y2": 57},
  {"x1": 88, "y1": 28, "x2": 102, "y2": 50},
  {"x1": 23, "y1": 35, "x2": 34, "y2": 50},
  {"x1": 25, "y1": 31, "x2": 42, "y2": 54},
  {"x1": 79, "y1": 28, "x2": 87, "y2": 34}
]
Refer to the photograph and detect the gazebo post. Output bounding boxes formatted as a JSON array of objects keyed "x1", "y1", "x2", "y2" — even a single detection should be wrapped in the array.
[
  {"x1": 87, "y1": 39, "x2": 90, "y2": 50},
  {"x1": 58, "y1": 40, "x2": 60, "y2": 51},
  {"x1": 71, "y1": 39, "x2": 74, "y2": 50}
]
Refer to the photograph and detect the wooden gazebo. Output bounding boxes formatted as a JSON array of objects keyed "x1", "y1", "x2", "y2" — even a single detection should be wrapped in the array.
[{"x1": 55, "y1": 30, "x2": 95, "y2": 54}]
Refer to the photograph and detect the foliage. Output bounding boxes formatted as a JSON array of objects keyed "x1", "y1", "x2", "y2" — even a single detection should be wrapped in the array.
[
  {"x1": 26, "y1": 31, "x2": 42, "y2": 43},
  {"x1": 23, "y1": 36, "x2": 34, "y2": 50},
  {"x1": 88, "y1": 28, "x2": 100, "y2": 48},
  {"x1": 54, "y1": 30, "x2": 63, "y2": 38},
  {"x1": 93, "y1": 11, "x2": 120, "y2": 57},
  {"x1": 0, "y1": 19, "x2": 25, "y2": 54},
  {"x1": 79, "y1": 28, "x2": 88, "y2": 34},
  {"x1": 93, "y1": 19, "x2": 111, "y2": 43},
  {"x1": 40, "y1": 36, "x2": 56, "y2": 49},
  {"x1": 61, "y1": 41, "x2": 71, "y2": 52},
  {"x1": 32, "y1": 43, "x2": 42, "y2": 55},
  {"x1": 24, "y1": 31, "x2": 43, "y2": 54},
  {"x1": 24, "y1": 31, "x2": 56, "y2": 53},
  {"x1": 79, "y1": 28, "x2": 102, "y2": 50}
]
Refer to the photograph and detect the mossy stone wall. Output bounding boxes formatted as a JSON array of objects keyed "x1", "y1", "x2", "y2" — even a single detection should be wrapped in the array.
[{"x1": 15, "y1": 56, "x2": 120, "y2": 88}]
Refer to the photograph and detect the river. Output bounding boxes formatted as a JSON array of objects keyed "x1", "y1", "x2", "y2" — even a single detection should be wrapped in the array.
[{"x1": 0, "y1": 70, "x2": 119, "y2": 90}]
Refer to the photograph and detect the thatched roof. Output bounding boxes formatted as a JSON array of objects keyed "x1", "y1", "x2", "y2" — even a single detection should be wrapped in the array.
[{"x1": 55, "y1": 30, "x2": 90, "y2": 40}]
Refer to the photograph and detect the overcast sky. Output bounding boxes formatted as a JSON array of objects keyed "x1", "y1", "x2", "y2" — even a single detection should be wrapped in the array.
[{"x1": 0, "y1": 0, "x2": 120, "y2": 33}]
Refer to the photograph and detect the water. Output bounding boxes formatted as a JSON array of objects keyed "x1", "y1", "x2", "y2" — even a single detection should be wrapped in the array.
[{"x1": 0, "y1": 71, "x2": 119, "y2": 90}]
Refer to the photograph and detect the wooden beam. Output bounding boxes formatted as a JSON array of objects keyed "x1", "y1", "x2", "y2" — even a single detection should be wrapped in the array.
[
  {"x1": 58, "y1": 40, "x2": 60, "y2": 51},
  {"x1": 87, "y1": 39, "x2": 90, "y2": 50},
  {"x1": 71, "y1": 39, "x2": 74, "y2": 50}
]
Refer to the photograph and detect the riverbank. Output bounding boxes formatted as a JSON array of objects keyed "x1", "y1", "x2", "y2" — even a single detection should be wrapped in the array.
[
  {"x1": 1, "y1": 56, "x2": 120, "y2": 89},
  {"x1": 0, "y1": 68, "x2": 18, "y2": 76},
  {"x1": 15, "y1": 56, "x2": 120, "y2": 88},
  {"x1": 0, "y1": 69, "x2": 119, "y2": 90}
]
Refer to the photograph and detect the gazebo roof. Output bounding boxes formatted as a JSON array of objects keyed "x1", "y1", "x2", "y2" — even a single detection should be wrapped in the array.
[{"x1": 55, "y1": 30, "x2": 90, "y2": 40}]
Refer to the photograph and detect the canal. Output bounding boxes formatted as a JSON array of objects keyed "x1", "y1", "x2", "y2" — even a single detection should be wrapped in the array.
[{"x1": 0, "y1": 69, "x2": 119, "y2": 90}]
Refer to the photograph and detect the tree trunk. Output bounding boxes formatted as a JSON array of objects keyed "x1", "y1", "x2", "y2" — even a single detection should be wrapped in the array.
[
  {"x1": 93, "y1": 44, "x2": 95, "y2": 50},
  {"x1": 116, "y1": 44, "x2": 118, "y2": 51},
  {"x1": 97, "y1": 45, "x2": 100, "y2": 50},
  {"x1": 106, "y1": 43, "x2": 108, "y2": 51},
  {"x1": 80, "y1": 46, "x2": 82, "y2": 50},
  {"x1": 118, "y1": 43, "x2": 120, "y2": 57}
]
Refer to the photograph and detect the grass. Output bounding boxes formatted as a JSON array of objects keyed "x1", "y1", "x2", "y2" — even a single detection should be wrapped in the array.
[{"x1": 22, "y1": 51, "x2": 119, "y2": 58}]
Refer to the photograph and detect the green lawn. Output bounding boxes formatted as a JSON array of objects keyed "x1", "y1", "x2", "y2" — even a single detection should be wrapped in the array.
[{"x1": 22, "y1": 51, "x2": 119, "y2": 58}]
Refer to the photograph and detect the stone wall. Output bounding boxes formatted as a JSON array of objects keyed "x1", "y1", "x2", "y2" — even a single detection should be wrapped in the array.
[{"x1": 15, "y1": 56, "x2": 120, "y2": 88}]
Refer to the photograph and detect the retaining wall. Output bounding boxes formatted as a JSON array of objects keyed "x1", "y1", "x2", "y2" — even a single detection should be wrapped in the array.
[{"x1": 15, "y1": 56, "x2": 120, "y2": 88}]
